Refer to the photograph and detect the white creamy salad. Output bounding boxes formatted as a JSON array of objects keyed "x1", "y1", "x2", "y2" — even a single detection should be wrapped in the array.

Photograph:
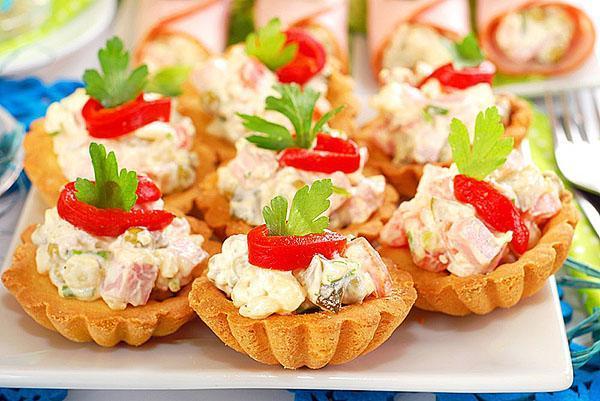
[
  {"x1": 191, "y1": 45, "x2": 332, "y2": 143},
  {"x1": 32, "y1": 202, "x2": 208, "y2": 310},
  {"x1": 140, "y1": 35, "x2": 210, "y2": 73},
  {"x1": 218, "y1": 138, "x2": 386, "y2": 227},
  {"x1": 380, "y1": 150, "x2": 563, "y2": 277},
  {"x1": 383, "y1": 23, "x2": 453, "y2": 72},
  {"x1": 207, "y1": 234, "x2": 390, "y2": 319},
  {"x1": 45, "y1": 88, "x2": 198, "y2": 195},
  {"x1": 495, "y1": 6, "x2": 575, "y2": 65},
  {"x1": 370, "y1": 68, "x2": 511, "y2": 164}
]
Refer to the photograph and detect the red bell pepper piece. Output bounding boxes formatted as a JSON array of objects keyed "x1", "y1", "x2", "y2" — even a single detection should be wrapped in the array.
[
  {"x1": 279, "y1": 133, "x2": 361, "y2": 174},
  {"x1": 453, "y1": 174, "x2": 529, "y2": 255},
  {"x1": 419, "y1": 61, "x2": 496, "y2": 90},
  {"x1": 57, "y1": 182, "x2": 174, "y2": 237},
  {"x1": 136, "y1": 175, "x2": 162, "y2": 203},
  {"x1": 276, "y1": 28, "x2": 326, "y2": 85},
  {"x1": 82, "y1": 95, "x2": 171, "y2": 139},
  {"x1": 247, "y1": 225, "x2": 347, "y2": 270}
]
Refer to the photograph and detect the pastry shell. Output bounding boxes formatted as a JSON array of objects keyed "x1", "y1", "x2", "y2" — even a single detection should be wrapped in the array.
[
  {"x1": 357, "y1": 95, "x2": 532, "y2": 198},
  {"x1": 188, "y1": 261, "x2": 417, "y2": 369},
  {"x1": 194, "y1": 172, "x2": 399, "y2": 241},
  {"x1": 178, "y1": 64, "x2": 360, "y2": 166},
  {"x1": 23, "y1": 119, "x2": 217, "y2": 214},
  {"x1": 1, "y1": 218, "x2": 220, "y2": 347},
  {"x1": 378, "y1": 191, "x2": 578, "y2": 316}
]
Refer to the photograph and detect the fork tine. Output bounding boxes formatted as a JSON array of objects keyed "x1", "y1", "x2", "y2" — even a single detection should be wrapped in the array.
[
  {"x1": 560, "y1": 92, "x2": 585, "y2": 142},
  {"x1": 573, "y1": 90, "x2": 589, "y2": 142},
  {"x1": 591, "y1": 88, "x2": 600, "y2": 141},
  {"x1": 545, "y1": 92, "x2": 570, "y2": 146}
]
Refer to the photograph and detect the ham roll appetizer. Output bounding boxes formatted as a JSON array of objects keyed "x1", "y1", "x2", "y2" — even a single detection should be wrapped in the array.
[
  {"x1": 477, "y1": 0, "x2": 596, "y2": 76},
  {"x1": 133, "y1": 0, "x2": 231, "y2": 72},
  {"x1": 253, "y1": 0, "x2": 350, "y2": 69},
  {"x1": 368, "y1": 0, "x2": 470, "y2": 79}
]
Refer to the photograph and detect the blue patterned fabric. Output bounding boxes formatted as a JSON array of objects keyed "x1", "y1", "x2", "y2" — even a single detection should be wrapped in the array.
[{"x1": 0, "y1": 388, "x2": 67, "y2": 401}]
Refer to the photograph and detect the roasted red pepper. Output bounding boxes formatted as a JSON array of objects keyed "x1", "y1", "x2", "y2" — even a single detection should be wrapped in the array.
[
  {"x1": 279, "y1": 133, "x2": 361, "y2": 174},
  {"x1": 453, "y1": 174, "x2": 529, "y2": 255},
  {"x1": 419, "y1": 61, "x2": 496, "y2": 90},
  {"x1": 82, "y1": 95, "x2": 171, "y2": 139},
  {"x1": 57, "y1": 182, "x2": 174, "y2": 237},
  {"x1": 276, "y1": 28, "x2": 326, "y2": 85},
  {"x1": 136, "y1": 175, "x2": 162, "y2": 203},
  {"x1": 248, "y1": 225, "x2": 347, "y2": 270}
]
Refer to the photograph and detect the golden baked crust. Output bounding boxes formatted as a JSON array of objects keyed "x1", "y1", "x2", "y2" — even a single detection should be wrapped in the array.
[
  {"x1": 378, "y1": 191, "x2": 578, "y2": 316},
  {"x1": 188, "y1": 262, "x2": 416, "y2": 369},
  {"x1": 357, "y1": 95, "x2": 532, "y2": 198},
  {"x1": 177, "y1": 66, "x2": 360, "y2": 166},
  {"x1": 23, "y1": 119, "x2": 217, "y2": 214},
  {"x1": 1, "y1": 218, "x2": 220, "y2": 347},
  {"x1": 194, "y1": 171, "x2": 399, "y2": 240}
]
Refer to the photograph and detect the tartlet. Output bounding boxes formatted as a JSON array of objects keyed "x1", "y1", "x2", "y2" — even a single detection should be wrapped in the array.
[
  {"x1": 358, "y1": 68, "x2": 531, "y2": 198},
  {"x1": 379, "y1": 191, "x2": 577, "y2": 316},
  {"x1": 189, "y1": 179, "x2": 417, "y2": 368}
]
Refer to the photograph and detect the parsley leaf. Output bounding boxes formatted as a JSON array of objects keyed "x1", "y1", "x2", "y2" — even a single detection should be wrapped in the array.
[
  {"x1": 146, "y1": 65, "x2": 191, "y2": 97},
  {"x1": 451, "y1": 32, "x2": 485, "y2": 68},
  {"x1": 261, "y1": 179, "x2": 333, "y2": 236},
  {"x1": 240, "y1": 83, "x2": 343, "y2": 150},
  {"x1": 74, "y1": 143, "x2": 139, "y2": 211},
  {"x1": 448, "y1": 106, "x2": 514, "y2": 180},
  {"x1": 245, "y1": 18, "x2": 298, "y2": 71},
  {"x1": 83, "y1": 37, "x2": 148, "y2": 108}
]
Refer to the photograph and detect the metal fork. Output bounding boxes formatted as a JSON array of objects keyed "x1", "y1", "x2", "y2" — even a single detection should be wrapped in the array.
[{"x1": 545, "y1": 88, "x2": 600, "y2": 195}]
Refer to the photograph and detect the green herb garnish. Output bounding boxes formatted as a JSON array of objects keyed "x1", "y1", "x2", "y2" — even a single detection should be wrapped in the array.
[
  {"x1": 422, "y1": 105, "x2": 449, "y2": 123},
  {"x1": 451, "y1": 32, "x2": 485, "y2": 68},
  {"x1": 146, "y1": 65, "x2": 191, "y2": 97},
  {"x1": 448, "y1": 106, "x2": 513, "y2": 180},
  {"x1": 238, "y1": 83, "x2": 343, "y2": 151},
  {"x1": 245, "y1": 18, "x2": 298, "y2": 71},
  {"x1": 74, "y1": 143, "x2": 138, "y2": 211},
  {"x1": 263, "y1": 179, "x2": 333, "y2": 236},
  {"x1": 83, "y1": 37, "x2": 149, "y2": 108}
]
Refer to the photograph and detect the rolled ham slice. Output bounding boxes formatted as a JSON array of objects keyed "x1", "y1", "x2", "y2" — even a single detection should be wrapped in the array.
[
  {"x1": 253, "y1": 0, "x2": 349, "y2": 70},
  {"x1": 368, "y1": 0, "x2": 470, "y2": 79},
  {"x1": 477, "y1": 0, "x2": 596, "y2": 76},
  {"x1": 134, "y1": 0, "x2": 231, "y2": 70}
]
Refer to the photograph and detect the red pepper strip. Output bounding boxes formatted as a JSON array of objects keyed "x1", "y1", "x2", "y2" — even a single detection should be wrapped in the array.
[
  {"x1": 82, "y1": 95, "x2": 171, "y2": 139},
  {"x1": 279, "y1": 133, "x2": 361, "y2": 174},
  {"x1": 276, "y1": 28, "x2": 326, "y2": 85},
  {"x1": 136, "y1": 175, "x2": 162, "y2": 203},
  {"x1": 248, "y1": 225, "x2": 347, "y2": 271},
  {"x1": 57, "y1": 182, "x2": 174, "y2": 237},
  {"x1": 419, "y1": 61, "x2": 496, "y2": 90},
  {"x1": 453, "y1": 174, "x2": 529, "y2": 255}
]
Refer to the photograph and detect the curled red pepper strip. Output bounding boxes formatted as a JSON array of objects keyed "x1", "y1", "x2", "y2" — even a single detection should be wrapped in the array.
[
  {"x1": 279, "y1": 133, "x2": 361, "y2": 174},
  {"x1": 82, "y1": 95, "x2": 171, "y2": 139},
  {"x1": 453, "y1": 174, "x2": 529, "y2": 255},
  {"x1": 276, "y1": 28, "x2": 326, "y2": 85},
  {"x1": 57, "y1": 182, "x2": 174, "y2": 237},
  {"x1": 136, "y1": 175, "x2": 162, "y2": 203},
  {"x1": 419, "y1": 61, "x2": 496, "y2": 90},
  {"x1": 248, "y1": 225, "x2": 347, "y2": 271}
]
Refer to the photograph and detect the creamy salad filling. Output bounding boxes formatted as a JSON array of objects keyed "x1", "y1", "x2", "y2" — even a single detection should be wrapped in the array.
[
  {"x1": 45, "y1": 88, "x2": 198, "y2": 195},
  {"x1": 191, "y1": 45, "x2": 332, "y2": 143},
  {"x1": 218, "y1": 138, "x2": 386, "y2": 227},
  {"x1": 140, "y1": 34, "x2": 210, "y2": 73},
  {"x1": 32, "y1": 201, "x2": 208, "y2": 310},
  {"x1": 207, "y1": 234, "x2": 391, "y2": 319},
  {"x1": 382, "y1": 23, "x2": 453, "y2": 72},
  {"x1": 495, "y1": 6, "x2": 575, "y2": 65},
  {"x1": 380, "y1": 150, "x2": 563, "y2": 277},
  {"x1": 370, "y1": 69, "x2": 511, "y2": 164}
]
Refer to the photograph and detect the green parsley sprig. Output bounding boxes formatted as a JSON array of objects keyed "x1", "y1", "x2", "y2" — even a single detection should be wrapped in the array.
[
  {"x1": 146, "y1": 65, "x2": 191, "y2": 97},
  {"x1": 83, "y1": 37, "x2": 149, "y2": 108},
  {"x1": 263, "y1": 179, "x2": 333, "y2": 236},
  {"x1": 448, "y1": 106, "x2": 513, "y2": 181},
  {"x1": 245, "y1": 18, "x2": 298, "y2": 71},
  {"x1": 238, "y1": 83, "x2": 343, "y2": 151},
  {"x1": 74, "y1": 143, "x2": 138, "y2": 211},
  {"x1": 450, "y1": 32, "x2": 485, "y2": 68}
]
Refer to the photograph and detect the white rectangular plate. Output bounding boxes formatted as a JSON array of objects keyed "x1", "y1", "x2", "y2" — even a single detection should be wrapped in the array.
[{"x1": 0, "y1": 188, "x2": 573, "y2": 392}]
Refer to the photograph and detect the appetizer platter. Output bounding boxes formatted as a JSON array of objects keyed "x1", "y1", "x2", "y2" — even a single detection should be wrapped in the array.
[{"x1": 0, "y1": 0, "x2": 591, "y2": 392}]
